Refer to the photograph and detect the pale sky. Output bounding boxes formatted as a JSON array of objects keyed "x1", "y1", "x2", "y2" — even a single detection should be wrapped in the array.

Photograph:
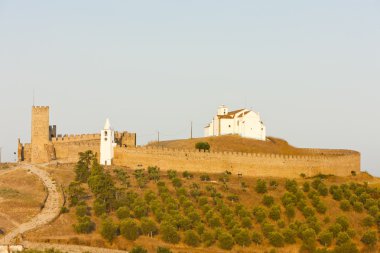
[{"x1": 0, "y1": 1, "x2": 379, "y2": 175}]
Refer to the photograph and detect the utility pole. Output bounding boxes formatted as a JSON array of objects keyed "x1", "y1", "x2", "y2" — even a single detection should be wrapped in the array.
[
  {"x1": 190, "y1": 121, "x2": 193, "y2": 139},
  {"x1": 0, "y1": 147, "x2": 2, "y2": 163}
]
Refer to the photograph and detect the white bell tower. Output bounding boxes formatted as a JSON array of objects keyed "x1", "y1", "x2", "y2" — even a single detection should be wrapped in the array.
[{"x1": 100, "y1": 118, "x2": 115, "y2": 165}]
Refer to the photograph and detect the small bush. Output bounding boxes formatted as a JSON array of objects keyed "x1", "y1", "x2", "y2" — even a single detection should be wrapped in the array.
[
  {"x1": 184, "y1": 230, "x2": 201, "y2": 247},
  {"x1": 361, "y1": 230, "x2": 377, "y2": 247},
  {"x1": 200, "y1": 174, "x2": 211, "y2": 181},
  {"x1": 336, "y1": 232, "x2": 350, "y2": 245},
  {"x1": 252, "y1": 231, "x2": 263, "y2": 245},
  {"x1": 340, "y1": 200, "x2": 350, "y2": 211},
  {"x1": 262, "y1": 195, "x2": 275, "y2": 207},
  {"x1": 268, "y1": 232, "x2": 284, "y2": 247},
  {"x1": 130, "y1": 246, "x2": 148, "y2": 253},
  {"x1": 157, "y1": 247, "x2": 172, "y2": 253},
  {"x1": 195, "y1": 142, "x2": 210, "y2": 151},
  {"x1": 218, "y1": 231, "x2": 234, "y2": 250},
  {"x1": 269, "y1": 206, "x2": 281, "y2": 221},
  {"x1": 255, "y1": 179, "x2": 267, "y2": 194},
  {"x1": 161, "y1": 223, "x2": 180, "y2": 244},
  {"x1": 318, "y1": 230, "x2": 333, "y2": 247},
  {"x1": 120, "y1": 218, "x2": 140, "y2": 241}
]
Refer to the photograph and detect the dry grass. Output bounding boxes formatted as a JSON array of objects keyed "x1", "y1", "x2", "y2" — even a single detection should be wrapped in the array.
[
  {"x1": 23, "y1": 163, "x2": 380, "y2": 253},
  {"x1": 0, "y1": 168, "x2": 46, "y2": 236},
  {"x1": 147, "y1": 135, "x2": 332, "y2": 155}
]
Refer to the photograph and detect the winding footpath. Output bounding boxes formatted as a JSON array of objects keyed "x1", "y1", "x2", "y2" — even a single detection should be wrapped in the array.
[{"x1": 2, "y1": 164, "x2": 61, "y2": 244}]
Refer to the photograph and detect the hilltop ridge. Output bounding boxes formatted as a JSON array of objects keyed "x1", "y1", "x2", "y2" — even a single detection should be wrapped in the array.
[{"x1": 146, "y1": 135, "x2": 350, "y2": 156}]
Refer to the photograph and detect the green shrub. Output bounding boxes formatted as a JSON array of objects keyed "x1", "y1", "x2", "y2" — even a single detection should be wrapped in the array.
[
  {"x1": 318, "y1": 230, "x2": 333, "y2": 247},
  {"x1": 333, "y1": 242, "x2": 359, "y2": 253},
  {"x1": 282, "y1": 228, "x2": 296, "y2": 244},
  {"x1": 262, "y1": 195, "x2": 275, "y2": 207},
  {"x1": 285, "y1": 179, "x2": 298, "y2": 193},
  {"x1": 316, "y1": 202, "x2": 327, "y2": 214},
  {"x1": 235, "y1": 229, "x2": 252, "y2": 247},
  {"x1": 317, "y1": 184, "x2": 328, "y2": 196},
  {"x1": 303, "y1": 182, "x2": 310, "y2": 192},
  {"x1": 93, "y1": 199, "x2": 107, "y2": 216},
  {"x1": 261, "y1": 222, "x2": 275, "y2": 238},
  {"x1": 201, "y1": 230, "x2": 215, "y2": 247},
  {"x1": 195, "y1": 142, "x2": 210, "y2": 151},
  {"x1": 340, "y1": 200, "x2": 350, "y2": 211},
  {"x1": 353, "y1": 201, "x2": 364, "y2": 212},
  {"x1": 146, "y1": 166, "x2": 160, "y2": 181},
  {"x1": 218, "y1": 231, "x2": 234, "y2": 250},
  {"x1": 285, "y1": 204, "x2": 295, "y2": 220},
  {"x1": 73, "y1": 216, "x2": 95, "y2": 234},
  {"x1": 141, "y1": 217, "x2": 158, "y2": 237},
  {"x1": 116, "y1": 206, "x2": 130, "y2": 220},
  {"x1": 241, "y1": 216, "x2": 252, "y2": 228},
  {"x1": 268, "y1": 232, "x2": 284, "y2": 247},
  {"x1": 255, "y1": 179, "x2": 267, "y2": 194},
  {"x1": 156, "y1": 247, "x2": 172, "y2": 253},
  {"x1": 362, "y1": 216, "x2": 375, "y2": 227},
  {"x1": 182, "y1": 170, "x2": 193, "y2": 179},
  {"x1": 252, "y1": 231, "x2": 263, "y2": 245},
  {"x1": 269, "y1": 206, "x2": 281, "y2": 221},
  {"x1": 167, "y1": 170, "x2": 177, "y2": 179},
  {"x1": 161, "y1": 222, "x2": 180, "y2": 244},
  {"x1": 100, "y1": 217, "x2": 117, "y2": 242},
  {"x1": 120, "y1": 218, "x2": 140, "y2": 241},
  {"x1": 184, "y1": 230, "x2": 201, "y2": 247},
  {"x1": 329, "y1": 223, "x2": 342, "y2": 238},
  {"x1": 301, "y1": 228, "x2": 317, "y2": 252},
  {"x1": 60, "y1": 206, "x2": 69, "y2": 214},
  {"x1": 171, "y1": 177, "x2": 182, "y2": 188},
  {"x1": 75, "y1": 204, "x2": 88, "y2": 217},
  {"x1": 130, "y1": 246, "x2": 147, "y2": 253},
  {"x1": 200, "y1": 174, "x2": 211, "y2": 181},
  {"x1": 361, "y1": 230, "x2": 377, "y2": 247},
  {"x1": 253, "y1": 206, "x2": 267, "y2": 223},
  {"x1": 336, "y1": 232, "x2": 350, "y2": 245},
  {"x1": 336, "y1": 216, "x2": 349, "y2": 231}
]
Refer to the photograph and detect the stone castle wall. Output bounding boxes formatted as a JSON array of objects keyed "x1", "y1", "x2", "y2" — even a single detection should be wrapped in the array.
[
  {"x1": 53, "y1": 141, "x2": 100, "y2": 163},
  {"x1": 113, "y1": 146, "x2": 360, "y2": 178}
]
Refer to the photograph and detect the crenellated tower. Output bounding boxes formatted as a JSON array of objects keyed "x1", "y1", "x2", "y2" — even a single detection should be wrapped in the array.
[{"x1": 31, "y1": 106, "x2": 50, "y2": 163}]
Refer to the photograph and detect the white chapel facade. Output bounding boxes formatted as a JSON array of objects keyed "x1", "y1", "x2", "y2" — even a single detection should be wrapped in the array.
[{"x1": 204, "y1": 105, "x2": 266, "y2": 141}]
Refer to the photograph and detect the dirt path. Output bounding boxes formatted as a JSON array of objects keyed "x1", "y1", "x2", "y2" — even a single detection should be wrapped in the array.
[
  {"x1": 2, "y1": 164, "x2": 61, "y2": 244},
  {"x1": 23, "y1": 241, "x2": 128, "y2": 253}
]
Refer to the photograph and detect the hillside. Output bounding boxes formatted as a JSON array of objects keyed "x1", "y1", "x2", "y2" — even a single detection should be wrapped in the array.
[
  {"x1": 147, "y1": 135, "x2": 335, "y2": 156},
  {"x1": 21, "y1": 154, "x2": 380, "y2": 253}
]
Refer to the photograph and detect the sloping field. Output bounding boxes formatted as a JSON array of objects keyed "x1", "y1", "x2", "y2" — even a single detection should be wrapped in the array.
[{"x1": 147, "y1": 135, "x2": 335, "y2": 156}]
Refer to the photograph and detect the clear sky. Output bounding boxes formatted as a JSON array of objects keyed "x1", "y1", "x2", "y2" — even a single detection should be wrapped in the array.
[{"x1": 0, "y1": 1, "x2": 379, "y2": 175}]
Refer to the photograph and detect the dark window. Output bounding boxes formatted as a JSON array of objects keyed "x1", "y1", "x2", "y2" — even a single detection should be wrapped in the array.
[{"x1": 105, "y1": 131, "x2": 108, "y2": 136}]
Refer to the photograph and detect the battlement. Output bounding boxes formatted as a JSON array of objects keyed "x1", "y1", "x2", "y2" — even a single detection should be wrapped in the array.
[
  {"x1": 117, "y1": 145, "x2": 359, "y2": 161},
  {"x1": 51, "y1": 133, "x2": 101, "y2": 142},
  {"x1": 32, "y1": 106, "x2": 49, "y2": 111}
]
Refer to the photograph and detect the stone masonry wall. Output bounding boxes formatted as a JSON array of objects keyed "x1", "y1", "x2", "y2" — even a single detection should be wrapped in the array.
[
  {"x1": 113, "y1": 146, "x2": 360, "y2": 178},
  {"x1": 31, "y1": 106, "x2": 50, "y2": 163}
]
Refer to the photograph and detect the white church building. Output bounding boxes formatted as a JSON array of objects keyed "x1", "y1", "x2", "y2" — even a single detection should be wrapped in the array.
[
  {"x1": 100, "y1": 118, "x2": 116, "y2": 165},
  {"x1": 204, "y1": 105, "x2": 266, "y2": 141}
]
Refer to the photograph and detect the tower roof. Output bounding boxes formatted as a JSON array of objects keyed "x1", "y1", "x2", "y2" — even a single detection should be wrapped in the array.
[{"x1": 104, "y1": 118, "x2": 111, "y2": 130}]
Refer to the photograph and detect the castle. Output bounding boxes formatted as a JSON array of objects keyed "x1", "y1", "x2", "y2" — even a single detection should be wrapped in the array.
[
  {"x1": 18, "y1": 106, "x2": 361, "y2": 178},
  {"x1": 18, "y1": 106, "x2": 136, "y2": 163},
  {"x1": 204, "y1": 105, "x2": 266, "y2": 140}
]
